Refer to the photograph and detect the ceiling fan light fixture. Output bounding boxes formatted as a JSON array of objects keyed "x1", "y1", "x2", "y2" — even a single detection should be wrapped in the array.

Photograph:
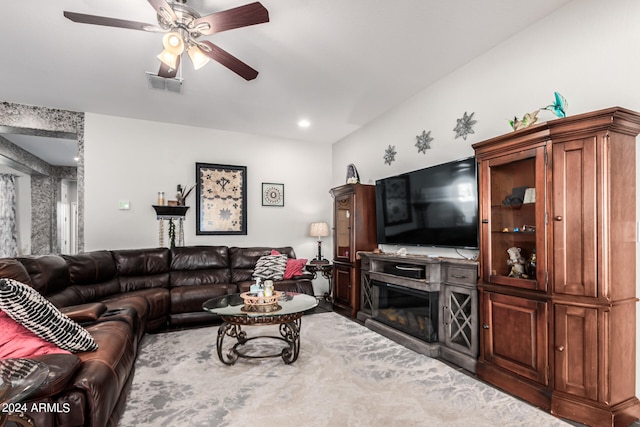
[
  {"x1": 157, "y1": 49, "x2": 179, "y2": 69},
  {"x1": 162, "y1": 32, "x2": 185, "y2": 55},
  {"x1": 188, "y1": 45, "x2": 210, "y2": 70}
]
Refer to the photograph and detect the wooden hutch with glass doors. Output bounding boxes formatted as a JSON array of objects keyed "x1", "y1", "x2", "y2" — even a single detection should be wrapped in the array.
[
  {"x1": 473, "y1": 107, "x2": 640, "y2": 427},
  {"x1": 330, "y1": 183, "x2": 377, "y2": 318}
]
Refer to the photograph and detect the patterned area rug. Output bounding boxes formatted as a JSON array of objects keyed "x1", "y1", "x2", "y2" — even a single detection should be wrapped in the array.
[{"x1": 118, "y1": 312, "x2": 569, "y2": 427}]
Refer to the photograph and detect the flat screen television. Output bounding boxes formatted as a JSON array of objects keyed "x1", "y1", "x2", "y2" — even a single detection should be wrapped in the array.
[{"x1": 375, "y1": 156, "x2": 479, "y2": 249}]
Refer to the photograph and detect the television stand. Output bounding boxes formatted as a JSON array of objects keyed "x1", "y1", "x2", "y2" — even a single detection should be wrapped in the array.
[{"x1": 359, "y1": 252, "x2": 478, "y2": 373}]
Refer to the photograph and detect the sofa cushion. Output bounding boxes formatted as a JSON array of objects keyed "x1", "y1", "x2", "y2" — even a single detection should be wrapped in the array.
[
  {"x1": 252, "y1": 254, "x2": 288, "y2": 280},
  {"x1": 0, "y1": 258, "x2": 32, "y2": 284},
  {"x1": 17, "y1": 255, "x2": 69, "y2": 295},
  {"x1": 112, "y1": 248, "x2": 170, "y2": 292},
  {"x1": 62, "y1": 251, "x2": 117, "y2": 286},
  {"x1": 0, "y1": 278, "x2": 98, "y2": 352},
  {"x1": 0, "y1": 311, "x2": 71, "y2": 358},
  {"x1": 170, "y1": 246, "x2": 231, "y2": 287},
  {"x1": 170, "y1": 283, "x2": 237, "y2": 313}
]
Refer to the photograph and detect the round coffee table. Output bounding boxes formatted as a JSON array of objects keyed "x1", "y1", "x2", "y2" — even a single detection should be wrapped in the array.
[
  {"x1": 202, "y1": 292, "x2": 318, "y2": 365},
  {"x1": 0, "y1": 358, "x2": 49, "y2": 427}
]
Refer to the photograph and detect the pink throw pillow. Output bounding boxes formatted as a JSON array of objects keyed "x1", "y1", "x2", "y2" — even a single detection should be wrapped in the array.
[
  {"x1": 0, "y1": 311, "x2": 71, "y2": 359},
  {"x1": 270, "y1": 250, "x2": 308, "y2": 279},
  {"x1": 284, "y1": 258, "x2": 308, "y2": 279}
]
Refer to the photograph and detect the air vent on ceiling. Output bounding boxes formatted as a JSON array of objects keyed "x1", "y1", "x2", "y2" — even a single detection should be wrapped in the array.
[{"x1": 146, "y1": 72, "x2": 183, "y2": 93}]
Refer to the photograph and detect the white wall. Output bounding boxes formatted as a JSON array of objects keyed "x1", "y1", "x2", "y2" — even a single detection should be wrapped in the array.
[
  {"x1": 332, "y1": 0, "x2": 640, "y2": 395},
  {"x1": 84, "y1": 114, "x2": 333, "y2": 293}
]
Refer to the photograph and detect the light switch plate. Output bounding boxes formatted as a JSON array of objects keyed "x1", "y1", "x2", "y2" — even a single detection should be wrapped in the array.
[{"x1": 119, "y1": 200, "x2": 130, "y2": 210}]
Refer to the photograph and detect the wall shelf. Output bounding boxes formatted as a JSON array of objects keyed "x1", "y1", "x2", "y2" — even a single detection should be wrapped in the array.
[{"x1": 152, "y1": 205, "x2": 189, "y2": 219}]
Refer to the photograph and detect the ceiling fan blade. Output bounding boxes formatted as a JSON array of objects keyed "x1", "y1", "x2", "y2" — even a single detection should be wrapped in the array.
[
  {"x1": 158, "y1": 56, "x2": 181, "y2": 78},
  {"x1": 199, "y1": 41, "x2": 259, "y2": 81},
  {"x1": 147, "y1": 0, "x2": 178, "y2": 24},
  {"x1": 193, "y1": 2, "x2": 269, "y2": 35},
  {"x1": 63, "y1": 11, "x2": 163, "y2": 32}
]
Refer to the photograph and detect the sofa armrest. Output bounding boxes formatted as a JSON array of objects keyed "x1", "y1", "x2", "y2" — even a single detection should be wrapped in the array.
[
  {"x1": 60, "y1": 302, "x2": 108, "y2": 323},
  {"x1": 27, "y1": 354, "x2": 82, "y2": 400}
]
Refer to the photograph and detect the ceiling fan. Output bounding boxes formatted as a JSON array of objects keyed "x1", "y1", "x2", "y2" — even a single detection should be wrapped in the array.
[{"x1": 63, "y1": 0, "x2": 269, "y2": 80}]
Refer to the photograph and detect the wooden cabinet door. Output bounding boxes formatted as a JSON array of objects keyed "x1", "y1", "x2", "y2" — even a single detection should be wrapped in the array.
[
  {"x1": 554, "y1": 304, "x2": 598, "y2": 400},
  {"x1": 479, "y1": 146, "x2": 548, "y2": 292},
  {"x1": 481, "y1": 291, "x2": 549, "y2": 385},
  {"x1": 334, "y1": 194, "x2": 353, "y2": 262},
  {"x1": 551, "y1": 137, "x2": 598, "y2": 297},
  {"x1": 333, "y1": 263, "x2": 353, "y2": 308}
]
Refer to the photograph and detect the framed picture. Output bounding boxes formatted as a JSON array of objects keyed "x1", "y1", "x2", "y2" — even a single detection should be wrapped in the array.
[
  {"x1": 262, "y1": 183, "x2": 284, "y2": 206},
  {"x1": 195, "y1": 163, "x2": 247, "y2": 235},
  {"x1": 383, "y1": 176, "x2": 412, "y2": 225}
]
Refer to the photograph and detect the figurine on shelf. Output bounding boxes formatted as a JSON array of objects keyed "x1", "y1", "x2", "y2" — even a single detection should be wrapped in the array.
[
  {"x1": 176, "y1": 184, "x2": 195, "y2": 206},
  {"x1": 507, "y1": 246, "x2": 527, "y2": 278},
  {"x1": 502, "y1": 186, "x2": 528, "y2": 207},
  {"x1": 526, "y1": 249, "x2": 537, "y2": 279}
]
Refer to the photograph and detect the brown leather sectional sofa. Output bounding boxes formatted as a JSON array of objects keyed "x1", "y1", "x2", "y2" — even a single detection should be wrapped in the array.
[{"x1": 0, "y1": 246, "x2": 314, "y2": 427}]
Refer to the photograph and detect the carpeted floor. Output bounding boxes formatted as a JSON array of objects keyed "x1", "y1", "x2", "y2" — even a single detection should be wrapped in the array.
[{"x1": 118, "y1": 311, "x2": 571, "y2": 427}]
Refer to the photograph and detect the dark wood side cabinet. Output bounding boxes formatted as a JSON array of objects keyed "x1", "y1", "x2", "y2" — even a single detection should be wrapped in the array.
[
  {"x1": 473, "y1": 107, "x2": 640, "y2": 426},
  {"x1": 330, "y1": 184, "x2": 377, "y2": 318}
]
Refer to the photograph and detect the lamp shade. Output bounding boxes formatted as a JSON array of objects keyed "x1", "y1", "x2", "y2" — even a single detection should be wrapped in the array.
[
  {"x1": 188, "y1": 45, "x2": 210, "y2": 70},
  {"x1": 157, "y1": 49, "x2": 179, "y2": 69},
  {"x1": 157, "y1": 32, "x2": 185, "y2": 69},
  {"x1": 163, "y1": 32, "x2": 184, "y2": 55},
  {"x1": 309, "y1": 222, "x2": 329, "y2": 239}
]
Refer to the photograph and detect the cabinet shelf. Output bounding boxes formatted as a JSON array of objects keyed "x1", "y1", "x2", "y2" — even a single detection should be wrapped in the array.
[
  {"x1": 490, "y1": 203, "x2": 536, "y2": 210},
  {"x1": 490, "y1": 231, "x2": 536, "y2": 235}
]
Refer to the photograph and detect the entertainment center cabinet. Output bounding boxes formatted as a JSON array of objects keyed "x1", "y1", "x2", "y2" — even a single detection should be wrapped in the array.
[
  {"x1": 358, "y1": 252, "x2": 479, "y2": 373},
  {"x1": 473, "y1": 107, "x2": 640, "y2": 426}
]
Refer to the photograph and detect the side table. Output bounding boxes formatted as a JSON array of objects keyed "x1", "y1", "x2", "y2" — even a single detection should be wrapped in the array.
[
  {"x1": 305, "y1": 262, "x2": 333, "y2": 302},
  {"x1": 0, "y1": 358, "x2": 49, "y2": 427}
]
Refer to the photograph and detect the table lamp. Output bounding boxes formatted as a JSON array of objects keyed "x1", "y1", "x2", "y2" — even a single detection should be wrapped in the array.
[{"x1": 309, "y1": 222, "x2": 330, "y2": 264}]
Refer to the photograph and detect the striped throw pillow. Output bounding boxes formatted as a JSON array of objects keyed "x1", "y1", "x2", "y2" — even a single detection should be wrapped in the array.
[
  {"x1": 252, "y1": 254, "x2": 288, "y2": 281},
  {"x1": 0, "y1": 278, "x2": 98, "y2": 352}
]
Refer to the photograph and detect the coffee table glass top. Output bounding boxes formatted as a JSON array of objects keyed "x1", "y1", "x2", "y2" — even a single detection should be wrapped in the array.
[
  {"x1": 0, "y1": 358, "x2": 49, "y2": 404},
  {"x1": 203, "y1": 292, "x2": 318, "y2": 317}
]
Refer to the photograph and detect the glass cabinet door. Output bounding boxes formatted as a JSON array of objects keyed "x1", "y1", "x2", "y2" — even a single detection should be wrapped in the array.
[
  {"x1": 334, "y1": 195, "x2": 352, "y2": 261},
  {"x1": 482, "y1": 146, "x2": 547, "y2": 291}
]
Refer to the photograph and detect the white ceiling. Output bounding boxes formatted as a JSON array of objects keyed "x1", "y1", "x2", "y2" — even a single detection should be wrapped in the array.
[{"x1": 1, "y1": 0, "x2": 573, "y2": 165}]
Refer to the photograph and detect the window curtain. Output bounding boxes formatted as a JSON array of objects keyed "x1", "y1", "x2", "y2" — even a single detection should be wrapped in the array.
[{"x1": 0, "y1": 174, "x2": 18, "y2": 257}]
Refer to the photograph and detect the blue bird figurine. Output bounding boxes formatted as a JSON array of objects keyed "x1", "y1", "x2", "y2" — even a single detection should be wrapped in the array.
[{"x1": 543, "y1": 92, "x2": 568, "y2": 118}]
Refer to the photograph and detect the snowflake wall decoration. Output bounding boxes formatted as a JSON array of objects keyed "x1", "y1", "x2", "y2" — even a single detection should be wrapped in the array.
[
  {"x1": 383, "y1": 145, "x2": 396, "y2": 165},
  {"x1": 453, "y1": 111, "x2": 477, "y2": 140},
  {"x1": 415, "y1": 130, "x2": 433, "y2": 154}
]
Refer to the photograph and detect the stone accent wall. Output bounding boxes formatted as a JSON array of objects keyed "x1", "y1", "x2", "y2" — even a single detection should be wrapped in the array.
[{"x1": 0, "y1": 101, "x2": 84, "y2": 253}]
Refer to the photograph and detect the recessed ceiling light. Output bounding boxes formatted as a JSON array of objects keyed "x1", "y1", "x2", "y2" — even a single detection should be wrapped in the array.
[{"x1": 298, "y1": 119, "x2": 311, "y2": 128}]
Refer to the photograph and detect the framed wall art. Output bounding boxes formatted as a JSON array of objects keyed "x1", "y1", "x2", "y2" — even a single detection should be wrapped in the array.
[
  {"x1": 196, "y1": 163, "x2": 247, "y2": 235},
  {"x1": 262, "y1": 183, "x2": 284, "y2": 207}
]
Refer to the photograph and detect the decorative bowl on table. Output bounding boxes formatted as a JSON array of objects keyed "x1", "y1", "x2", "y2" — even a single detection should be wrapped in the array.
[{"x1": 240, "y1": 291, "x2": 283, "y2": 313}]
